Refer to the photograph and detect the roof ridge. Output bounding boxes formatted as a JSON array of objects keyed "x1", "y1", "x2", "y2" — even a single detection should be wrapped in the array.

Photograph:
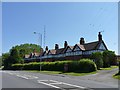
[{"x1": 83, "y1": 41, "x2": 99, "y2": 45}]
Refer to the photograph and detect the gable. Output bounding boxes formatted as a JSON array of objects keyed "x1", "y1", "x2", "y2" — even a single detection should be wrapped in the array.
[
  {"x1": 98, "y1": 42, "x2": 107, "y2": 50},
  {"x1": 47, "y1": 50, "x2": 52, "y2": 55},
  {"x1": 73, "y1": 45, "x2": 81, "y2": 51},
  {"x1": 66, "y1": 47, "x2": 72, "y2": 52}
]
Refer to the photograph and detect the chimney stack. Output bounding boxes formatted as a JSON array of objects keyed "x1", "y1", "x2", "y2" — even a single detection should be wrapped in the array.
[
  {"x1": 80, "y1": 37, "x2": 85, "y2": 44},
  {"x1": 98, "y1": 32, "x2": 102, "y2": 41},
  {"x1": 64, "y1": 41, "x2": 68, "y2": 48},
  {"x1": 45, "y1": 46, "x2": 48, "y2": 51},
  {"x1": 55, "y1": 44, "x2": 59, "y2": 50}
]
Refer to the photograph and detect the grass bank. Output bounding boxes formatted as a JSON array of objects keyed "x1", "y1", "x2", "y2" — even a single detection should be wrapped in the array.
[
  {"x1": 113, "y1": 73, "x2": 120, "y2": 80},
  {"x1": 100, "y1": 66, "x2": 118, "y2": 70},
  {"x1": 25, "y1": 70, "x2": 97, "y2": 76}
]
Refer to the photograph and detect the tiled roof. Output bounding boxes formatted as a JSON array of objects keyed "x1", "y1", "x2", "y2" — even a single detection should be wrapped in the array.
[
  {"x1": 56, "y1": 48, "x2": 65, "y2": 54},
  {"x1": 69, "y1": 46, "x2": 74, "y2": 49},
  {"x1": 83, "y1": 41, "x2": 99, "y2": 50},
  {"x1": 34, "y1": 53, "x2": 40, "y2": 56},
  {"x1": 25, "y1": 40, "x2": 107, "y2": 58},
  {"x1": 49, "y1": 49, "x2": 56, "y2": 54},
  {"x1": 63, "y1": 46, "x2": 74, "y2": 53},
  {"x1": 24, "y1": 55, "x2": 30, "y2": 58},
  {"x1": 76, "y1": 44, "x2": 85, "y2": 50},
  {"x1": 42, "y1": 50, "x2": 49, "y2": 56},
  {"x1": 48, "y1": 48, "x2": 66, "y2": 54},
  {"x1": 47, "y1": 41, "x2": 101, "y2": 54}
]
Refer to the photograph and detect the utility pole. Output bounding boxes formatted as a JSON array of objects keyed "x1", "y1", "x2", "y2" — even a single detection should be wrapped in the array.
[{"x1": 34, "y1": 32, "x2": 42, "y2": 71}]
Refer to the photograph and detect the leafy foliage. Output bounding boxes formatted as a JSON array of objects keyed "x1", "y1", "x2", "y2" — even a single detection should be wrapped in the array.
[
  {"x1": 3, "y1": 43, "x2": 42, "y2": 69},
  {"x1": 10, "y1": 43, "x2": 41, "y2": 55},
  {"x1": 2, "y1": 53, "x2": 10, "y2": 66},
  {"x1": 91, "y1": 52, "x2": 103, "y2": 69},
  {"x1": 12, "y1": 59, "x2": 97, "y2": 73},
  {"x1": 103, "y1": 50, "x2": 116, "y2": 68},
  {"x1": 3, "y1": 48, "x2": 24, "y2": 70}
]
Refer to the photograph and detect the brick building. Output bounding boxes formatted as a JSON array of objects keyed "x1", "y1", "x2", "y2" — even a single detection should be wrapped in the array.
[{"x1": 24, "y1": 32, "x2": 108, "y2": 62}]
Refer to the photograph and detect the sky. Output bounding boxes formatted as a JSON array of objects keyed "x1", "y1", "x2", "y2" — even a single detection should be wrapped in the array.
[{"x1": 2, "y1": 2, "x2": 118, "y2": 54}]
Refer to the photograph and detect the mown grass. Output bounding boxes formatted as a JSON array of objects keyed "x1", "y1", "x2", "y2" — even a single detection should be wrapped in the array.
[
  {"x1": 100, "y1": 66, "x2": 118, "y2": 70},
  {"x1": 24, "y1": 65, "x2": 118, "y2": 76},
  {"x1": 63, "y1": 71, "x2": 97, "y2": 76},
  {"x1": 113, "y1": 72, "x2": 120, "y2": 80},
  {"x1": 25, "y1": 70, "x2": 97, "y2": 76}
]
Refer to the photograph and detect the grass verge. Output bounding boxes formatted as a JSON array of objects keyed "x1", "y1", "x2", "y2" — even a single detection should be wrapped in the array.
[
  {"x1": 24, "y1": 70, "x2": 97, "y2": 76},
  {"x1": 113, "y1": 72, "x2": 120, "y2": 80},
  {"x1": 100, "y1": 66, "x2": 118, "y2": 70}
]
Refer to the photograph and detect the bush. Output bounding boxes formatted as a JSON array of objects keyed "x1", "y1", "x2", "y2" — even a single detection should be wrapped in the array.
[
  {"x1": 91, "y1": 52, "x2": 103, "y2": 69},
  {"x1": 11, "y1": 59, "x2": 97, "y2": 73},
  {"x1": 78, "y1": 59, "x2": 97, "y2": 72},
  {"x1": 103, "y1": 50, "x2": 116, "y2": 68},
  {"x1": 12, "y1": 64, "x2": 24, "y2": 70}
]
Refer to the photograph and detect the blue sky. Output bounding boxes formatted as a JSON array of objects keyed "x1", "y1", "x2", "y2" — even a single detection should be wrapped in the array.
[{"x1": 2, "y1": 2, "x2": 118, "y2": 54}]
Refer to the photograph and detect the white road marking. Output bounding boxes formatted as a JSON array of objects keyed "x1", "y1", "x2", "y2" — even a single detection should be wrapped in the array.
[
  {"x1": 49, "y1": 80, "x2": 63, "y2": 85},
  {"x1": 49, "y1": 80, "x2": 60, "y2": 83},
  {"x1": 50, "y1": 82, "x2": 62, "y2": 85},
  {"x1": 37, "y1": 80, "x2": 86, "y2": 89},
  {"x1": 5, "y1": 72, "x2": 38, "y2": 79},
  {"x1": 50, "y1": 80, "x2": 85, "y2": 89},
  {"x1": 62, "y1": 82, "x2": 85, "y2": 89},
  {"x1": 38, "y1": 80, "x2": 60, "y2": 89},
  {"x1": 16, "y1": 74, "x2": 29, "y2": 79},
  {"x1": 22, "y1": 74, "x2": 38, "y2": 79}
]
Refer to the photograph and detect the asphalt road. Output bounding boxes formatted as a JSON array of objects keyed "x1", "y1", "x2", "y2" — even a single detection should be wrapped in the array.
[{"x1": 1, "y1": 70, "x2": 119, "y2": 90}]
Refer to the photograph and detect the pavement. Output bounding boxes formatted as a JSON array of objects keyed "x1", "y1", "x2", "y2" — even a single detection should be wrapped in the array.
[{"x1": 1, "y1": 68, "x2": 120, "y2": 90}]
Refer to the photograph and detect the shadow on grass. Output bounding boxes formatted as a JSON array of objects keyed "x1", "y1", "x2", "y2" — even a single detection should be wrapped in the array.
[{"x1": 113, "y1": 72, "x2": 120, "y2": 80}]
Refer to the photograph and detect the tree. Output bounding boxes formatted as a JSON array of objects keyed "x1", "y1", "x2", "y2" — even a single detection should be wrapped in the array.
[
  {"x1": 91, "y1": 52, "x2": 103, "y2": 69},
  {"x1": 3, "y1": 48, "x2": 24, "y2": 69},
  {"x1": 19, "y1": 49, "x2": 25, "y2": 58},
  {"x1": 2, "y1": 53, "x2": 10, "y2": 66},
  {"x1": 10, "y1": 48, "x2": 24, "y2": 64},
  {"x1": 103, "y1": 50, "x2": 116, "y2": 68},
  {"x1": 10, "y1": 43, "x2": 41, "y2": 55}
]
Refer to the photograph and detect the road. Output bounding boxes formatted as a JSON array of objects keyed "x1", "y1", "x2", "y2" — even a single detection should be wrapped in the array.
[{"x1": 1, "y1": 70, "x2": 119, "y2": 90}]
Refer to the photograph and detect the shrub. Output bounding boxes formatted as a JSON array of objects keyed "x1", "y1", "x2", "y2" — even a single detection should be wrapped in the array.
[
  {"x1": 77, "y1": 59, "x2": 97, "y2": 72},
  {"x1": 103, "y1": 50, "x2": 116, "y2": 68},
  {"x1": 91, "y1": 52, "x2": 103, "y2": 69},
  {"x1": 11, "y1": 59, "x2": 97, "y2": 73},
  {"x1": 12, "y1": 64, "x2": 24, "y2": 70}
]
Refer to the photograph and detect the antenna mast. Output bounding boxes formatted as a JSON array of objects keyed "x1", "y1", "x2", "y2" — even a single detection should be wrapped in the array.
[{"x1": 44, "y1": 25, "x2": 46, "y2": 50}]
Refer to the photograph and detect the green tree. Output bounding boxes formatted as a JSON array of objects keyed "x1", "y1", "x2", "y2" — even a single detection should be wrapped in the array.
[
  {"x1": 11, "y1": 43, "x2": 41, "y2": 55},
  {"x1": 19, "y1": 49, "x2": 25, "y2": 58},
  {"x1": 91, "y1": 52, "x2": 103, "y2": 69},
  {"x1": 10, "y1": 48, "x2": 24, "y2": 64},
  {"x1": 103, "y1": 50, "x2": 116, "y2": 68},
  {"x1": 3, "y1": 48, "x2": 24, "y2": 69},
  {"x1": 2, "y1": 53, "x2": 10, "y2": 66}
]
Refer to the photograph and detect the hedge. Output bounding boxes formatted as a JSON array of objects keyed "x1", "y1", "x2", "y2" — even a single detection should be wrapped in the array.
[{"x1": 12, "y1": 59, "x2": 97, "y2": 73}]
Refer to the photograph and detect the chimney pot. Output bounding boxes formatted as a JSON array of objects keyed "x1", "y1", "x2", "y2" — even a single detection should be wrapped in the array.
[
  {"x1": 64, "y1": 41, "x2": 68, "y2": 48},
  {"x1": 80, "y1": 37, "x2": 85, "y2": 44},
  {"x1": 55, "y1": 44, "x2": 59, "y2": 50},
  {"x1": 98, "y1": 32, "x2": 102, "y2": 41},
  {"x1": 45, "y1": 46, "x2": 48, "y2": 51}
]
